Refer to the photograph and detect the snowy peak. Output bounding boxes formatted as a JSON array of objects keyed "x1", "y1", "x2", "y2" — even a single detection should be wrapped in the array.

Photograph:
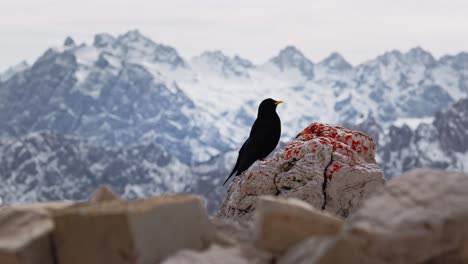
[
  {"x1": 404, "y1": 47, "x2": 436, "y2": 66},
  {"x1": 195, "y1": 51, "x2": 253, "y2": 68},
  {"x1": 375, "y1": 97, "x2": 468, "y2": 178},
  {"x1": 373, "y1": 49, "x2": 404, "y2": 66},
  {"x1": 232, "y1": 55, "x2": 254, "y2": 68},
  {"x1": 93, "y1": 33, "x2": 116, "y2": 48},
  {"x1": 372, "y1": 47, "x2": 436, "y2": 67},
  {"x1": 117, "y1": 30, "x2": 186, "y2": 68},
  {"x1": 117, "y1": 29, "x2": 151, "y2": 43},
  {"x1": 90, "y1": 30, "x2": 186, "y2": 68},
  {"x1": 453, "y1": 52, "x2": 468, "y2": 70},
  {"x1": 63, "y1": 36, "x2": 76, "y2": 47},
  {"x1": 440, "y1": 52, "x2": 468, "y2": 70},
  {"x1": 1, "y1": 30, "x2": 468, "y2": 211},
  {"x1": 0, "y1": 61, "x2": 29, "y2": 82},
  {"x1": 318, "y1": 52, "x2": 352, "y2": 71},
  {"x1": 191, "y1": 50, "x2": 254, "y2": 78},
  {"x1": 270, "y1": 46, "x2": 314, "y2": 78}
]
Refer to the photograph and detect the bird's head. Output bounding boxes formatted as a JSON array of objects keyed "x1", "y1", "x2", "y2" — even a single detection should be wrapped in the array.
[{"x1": 258, "y1": 98, "x2": 283, "y2": 116}]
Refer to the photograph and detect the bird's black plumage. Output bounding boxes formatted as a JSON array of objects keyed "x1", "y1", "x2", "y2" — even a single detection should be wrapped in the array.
[{"x1": 223, "y1": 98, "x2": 282, "y2": 186}]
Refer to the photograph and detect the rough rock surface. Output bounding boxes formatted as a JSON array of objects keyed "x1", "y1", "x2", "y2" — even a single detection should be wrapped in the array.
[
  {"x1": 53, "y1": 195, "x2": 214, "y2": 264},
  {"x1": 164, "y1": 216, "x2": 273, "y2": 264},
  {"x1": 6, "y1": 201, "x2": 74, "y2": 216},
  {"x1": 310, "y1": 169, "x2": 468, "y2": 264},
  {"x1": 162, "y1": 245, "x2": 271, "y2": 264},
  {"x1": 219, "y1": 122, "x2": 385, "y2": 218},
  {"x1": 254, "y1": 196, "x2": 343, "y2": 255},
  {"x1": 211, "y1": 217, "x2": 256, "y2": 246},
  {"x1": 0, "y1": 208, "x2": 55, "y2": 264}
]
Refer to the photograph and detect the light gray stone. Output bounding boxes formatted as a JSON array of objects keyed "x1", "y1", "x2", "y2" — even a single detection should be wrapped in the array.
[
  {"x1": 0, "y1": 208, "x2": 55, "y2": 264},
  {"x1": 53, "y1": 195, "x2": 214, "y2": 264},
  {"x1": 254, "y1": 196, "x2": 343, "y2": 255},
  {"x1": 312, "y1": 169, "x2": 468, "y2": 264},
  {"x1": 219, "y1": 122, "x2": 384, "y2": 219}
]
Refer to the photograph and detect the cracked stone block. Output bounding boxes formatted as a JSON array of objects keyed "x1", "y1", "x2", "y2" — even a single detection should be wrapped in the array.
[
  {"x1": 219, "y1": 122, "x2": 385, "y2": 219},
  {"x1": 53, "y1": 195, "x2": 214, "y2": 264},
  {"x1": 311, "y1": 169, "x2": 468, "y2": 264},
  {"x1": 253, "y1": 196, "x2": 343, "y2": 255},
  {"x1": 0, "y1": 208, "x2": 55, "y2": 264}
]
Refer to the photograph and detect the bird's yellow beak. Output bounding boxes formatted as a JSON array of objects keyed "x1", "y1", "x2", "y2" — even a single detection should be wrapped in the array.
[{"x1": 274, "y1": 100, "x2": 284, "y2": 105}]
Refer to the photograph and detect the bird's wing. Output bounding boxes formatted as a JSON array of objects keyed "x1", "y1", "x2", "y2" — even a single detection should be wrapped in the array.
[
  {"x1": 247, "y1": 119, "x2": 269, "y2": 154},
  {"x1": 257, "y1": 118, "x2": 281, "y2": 158},
  {"x1": 232, "y1": 119, "x2": 270, "y2": 169},
  {"x1": 223, "y1": 138, "x2": 250, "y2": 186}
]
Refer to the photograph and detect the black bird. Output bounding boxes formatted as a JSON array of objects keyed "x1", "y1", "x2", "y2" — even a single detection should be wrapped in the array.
[{"x1": 223, "y1": 98, "x2": 283, "y2": 186}]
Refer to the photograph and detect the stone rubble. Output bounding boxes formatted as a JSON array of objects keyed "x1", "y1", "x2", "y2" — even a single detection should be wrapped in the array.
[
  {"x1": 309, "y1": 168, "x2": 468, "y2": 264},
  {"x1": 2, "y1": 167, "x2": 468, "y2": 264},
  {"x1": 53, "y1": 195, "x2": 214, "y2": 264}
]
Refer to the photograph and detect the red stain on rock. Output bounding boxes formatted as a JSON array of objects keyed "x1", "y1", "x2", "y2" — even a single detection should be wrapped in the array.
[
  {"x1": 284, "y1": 122, "x2": 376, "y2": 179},
  {"x1": 327, "y1": 164, "x2": 343, "y2": 179}
]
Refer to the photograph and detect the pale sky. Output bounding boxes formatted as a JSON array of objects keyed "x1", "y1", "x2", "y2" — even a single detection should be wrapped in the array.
[{"x1": 1, "y1": 0, "x2": 468, "y2": 71}]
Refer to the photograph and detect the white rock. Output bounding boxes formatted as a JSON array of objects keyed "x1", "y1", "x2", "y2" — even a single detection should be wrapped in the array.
[
  {"x1": 254, "y1": 196, "x2": 343, "y2": 255},
  {"x1": 53, "y1": 195, "x2": 214, "y2": 264},
  {"x1": 313, "y1": 169, "x2": 468, "y2": 264},
  {"x1": 0, "y1": 208, "x2": 55, "y2": 264},
  {"x1": 220, "y1": 123, "x2": 385, "y2": 219}
]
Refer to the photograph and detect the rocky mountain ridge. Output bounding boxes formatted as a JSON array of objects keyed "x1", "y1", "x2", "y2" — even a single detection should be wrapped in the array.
[
  {"x1": 352, "y1": 97, "x2": 468, "y2": 178},
  {"x1": 0, "y1": 30, "x2": 467, "y2": 208}
]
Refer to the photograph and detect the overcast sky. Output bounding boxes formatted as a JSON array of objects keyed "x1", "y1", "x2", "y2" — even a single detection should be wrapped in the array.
[{"x1": 1, "y1": 0, "x2": 468, "y2": 71}]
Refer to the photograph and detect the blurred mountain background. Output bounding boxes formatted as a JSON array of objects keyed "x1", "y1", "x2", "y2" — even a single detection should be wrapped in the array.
[{"x1": 0, "y1": 30, "x2": 466, "y2": 211}]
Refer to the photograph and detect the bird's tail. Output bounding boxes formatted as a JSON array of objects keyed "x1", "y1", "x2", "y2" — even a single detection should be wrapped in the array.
[
  {"x1": 223, "y1": 167, "x2": 237, "y2": 186},
  {"x1": 205, "y1": 167, "x2": 236, "y2": 201}
]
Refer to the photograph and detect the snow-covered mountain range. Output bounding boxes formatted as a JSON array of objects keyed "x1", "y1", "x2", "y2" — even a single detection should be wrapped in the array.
[
  {"x1": 380, "y1": 97, "x2": 468, "y2": 177},
  {"x1": 1, "y1": 30, "x2": 467, "y2": 210}
]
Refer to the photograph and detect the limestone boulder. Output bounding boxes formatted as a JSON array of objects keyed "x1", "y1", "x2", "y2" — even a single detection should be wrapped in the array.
[
  {"x1": 53, "y1": 195, "x2": 214, "y2": 264},
  {"x1": 254, "y1": 196, "x2": 343, "y2": 255},
  {"x1": 0, "y1": 208, "x2": 54, "y2": 264},
  {"x1": 311, "y1": 169, "x2": 468, "y2": 264},
  {"x1": 219, "y1": 122, "x2": 385, "y2": 219},
  {"x1": 7, "y1": 201, "x2": 74, "y2": 216}
]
